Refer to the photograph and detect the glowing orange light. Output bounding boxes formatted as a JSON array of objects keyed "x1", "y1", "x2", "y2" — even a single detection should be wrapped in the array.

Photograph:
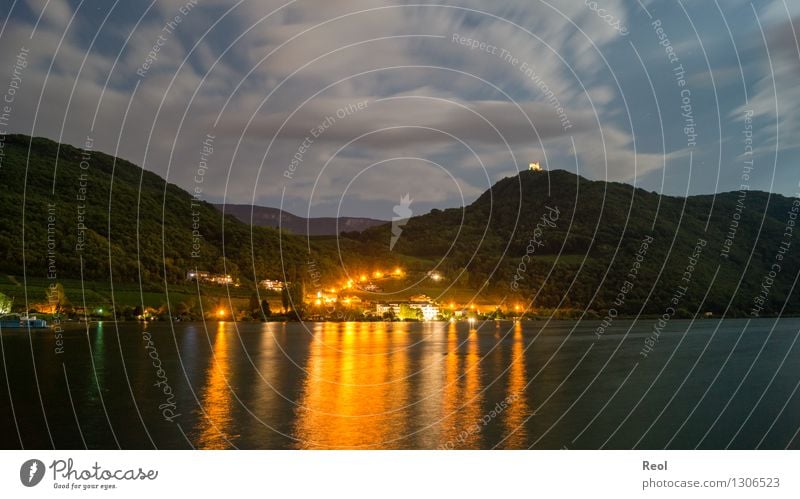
[
  {"x1": 216, "y1": 308, "x2": 226, "y2": 318},
  {"x1": 393, "y1": 267, "x2": 402, "y2": 275},
  {"x1": 373, "y1": 271, "x2": 383, "y2": 279},
  {"x1": 359, "y1": 275, "x2": 367, "y2": 282},
  {"x1": 315, "y1": 299, "x2": 322, "y2": 306}
]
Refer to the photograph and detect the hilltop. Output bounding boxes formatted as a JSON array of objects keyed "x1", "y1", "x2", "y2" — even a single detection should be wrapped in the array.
[
  {"x1": 0, "y1": 134, "x2": 342, "y2": 283},
  {"x1": 1, "y1": 134, "x2": 797, "y2": 318},
  {"x1": 347, "y1": 169, "x2": 800, "y2": 315}
]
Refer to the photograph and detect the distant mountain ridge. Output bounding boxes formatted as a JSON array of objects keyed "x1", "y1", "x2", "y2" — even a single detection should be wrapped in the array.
[{"x1": 216, "y1": 204, "x2": 386, "y2": 236}]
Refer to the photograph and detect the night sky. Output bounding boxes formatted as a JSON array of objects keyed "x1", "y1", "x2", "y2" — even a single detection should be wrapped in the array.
[{"x1": 1, "y1": 0, "x2": 798, "y2": 219}]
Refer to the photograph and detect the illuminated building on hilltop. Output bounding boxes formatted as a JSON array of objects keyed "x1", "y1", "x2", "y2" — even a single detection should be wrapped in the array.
[{"x1": 529, "y1": 161, "x2": 542, "y2": 171}]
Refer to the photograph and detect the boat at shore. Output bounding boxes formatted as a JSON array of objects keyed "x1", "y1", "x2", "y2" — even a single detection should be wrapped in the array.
[{"x1": 0, "y1": 314, "x2": 49, "y2": 329}]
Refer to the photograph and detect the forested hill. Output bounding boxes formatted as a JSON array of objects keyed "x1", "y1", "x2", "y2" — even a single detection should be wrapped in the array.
[
  {"x1": 2, "y1": 134, "x2": 798, "y2": 316},
  {"x1": 349, "y1": 169, "x2": 800, "y2": 316},
  {"x1": 0, "y1": 134, "x2": 337, "y2": 286}
]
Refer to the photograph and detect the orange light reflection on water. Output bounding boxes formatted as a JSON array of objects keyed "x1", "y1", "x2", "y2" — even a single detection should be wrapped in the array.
[
  {"x1": 438, "y1": 322, "x2": 484, "y2": 448},
  {"x1": 502, "y1": 320, "x2": 530, "y2": 448},
  {"x1": 293, "y1": 322, "x2": 411, "y2": 448},
  {"x1": 196, "y1": 322, "x2": 236, "y2": 449}
]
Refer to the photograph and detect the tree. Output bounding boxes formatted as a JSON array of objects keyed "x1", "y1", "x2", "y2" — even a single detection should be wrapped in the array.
[
  {"x1": 288, "y1": 281, "x2": 305, "y2": 319},
  {"x1": 281, "y1": 286, "x2": 290, "y2": 313},
  {"x1": 47, "y1": 283, "x2": 68, "y2": 313},
  {"x1": 0, "y1": 292, "x2": 12, "y2": 315},
  {"x1": 399, "y1": 304, "x2": 422, "y2": 321},
  {"x1": 249, "y1": 293, "x2": 260, "y2": 314},
  {"x1": 260, "y1": 299, "x2": 271, "y2": 319}
]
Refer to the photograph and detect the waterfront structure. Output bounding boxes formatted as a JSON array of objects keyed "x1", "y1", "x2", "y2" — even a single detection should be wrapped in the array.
[{"x1": 375, "y1": 300, "x2": 440, "y2": 321}]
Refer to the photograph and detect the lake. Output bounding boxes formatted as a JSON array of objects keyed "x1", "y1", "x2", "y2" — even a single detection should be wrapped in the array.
[{"x1": 1, "y1": 319, "x2": 798, "y2": 449}]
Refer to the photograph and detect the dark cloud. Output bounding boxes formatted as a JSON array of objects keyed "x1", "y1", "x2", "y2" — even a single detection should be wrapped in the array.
[{"x1": 1, "y1": 0, "x2": 799, "y2": 216}]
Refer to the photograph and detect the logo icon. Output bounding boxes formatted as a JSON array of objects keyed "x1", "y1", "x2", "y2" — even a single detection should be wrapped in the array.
[
  {"x1": 390, "y1": 193, "x2": 413, "y2": 250},
  {"x1": 20, "y1": 459, "x2": 45, "y2": 487}
]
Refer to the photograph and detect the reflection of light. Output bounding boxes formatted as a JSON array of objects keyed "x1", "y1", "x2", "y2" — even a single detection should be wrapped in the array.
[
  {"x1": 197, "y1": 322, "x2": 234, "y2": 449},
  {"x1": 468, "y1": 317, "x2": 476, "y2": 325},
  {"x1": 294, "y1": 322, "x2": 409, "y2": 448},
  {"x1": 502, "y1": 321, "x2": 529, "y2": 448},
  {"x1": 441, "y1": 321, "x2": 483, "y2": 448}
]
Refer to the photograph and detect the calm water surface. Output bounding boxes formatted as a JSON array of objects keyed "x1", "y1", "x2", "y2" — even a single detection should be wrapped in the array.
[{"x1": 1, "y1": 319, "x2": 798, "y2": 449}]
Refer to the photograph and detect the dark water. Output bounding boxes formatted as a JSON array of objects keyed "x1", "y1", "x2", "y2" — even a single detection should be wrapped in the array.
[{"x1": 1, "y1": 319, "x2": 798, "y2": 449}]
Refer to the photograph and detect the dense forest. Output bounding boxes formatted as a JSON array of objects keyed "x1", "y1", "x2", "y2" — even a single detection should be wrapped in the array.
[
  {"x1": 1, "y1": 134, "x2": 798, "y2": 317},
  {"x1": 348, "y1": 169, "x2": 800, "y2": 316},
  {"x1": 0, "y1": 134, "x2": 343, "y2": 288}
]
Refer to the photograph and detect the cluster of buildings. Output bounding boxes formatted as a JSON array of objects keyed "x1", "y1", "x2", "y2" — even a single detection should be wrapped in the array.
[
  {"x1": 374, "y1": 298, "x2": 440, "y2": 321},
  {"x1": 259, "y1": 279, "x2": 285, "y2": 291},
  {"x1": 184, "y1": 267, "x2": 450, "y2": 320},
  {"x1": 185, "y1": 270, "x2": 235, "y2": 285}
]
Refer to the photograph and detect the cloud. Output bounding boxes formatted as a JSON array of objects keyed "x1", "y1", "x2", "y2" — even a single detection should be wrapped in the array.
[
  {"x1": 4, "y1": 0, "x2": 798, "y2": 216},
  {"x1": 24, "y1": 0, "x2": 72, "y2": 30},
  {"x1": 217, "y1": 96, "x2": 594, "y2": 148}
]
